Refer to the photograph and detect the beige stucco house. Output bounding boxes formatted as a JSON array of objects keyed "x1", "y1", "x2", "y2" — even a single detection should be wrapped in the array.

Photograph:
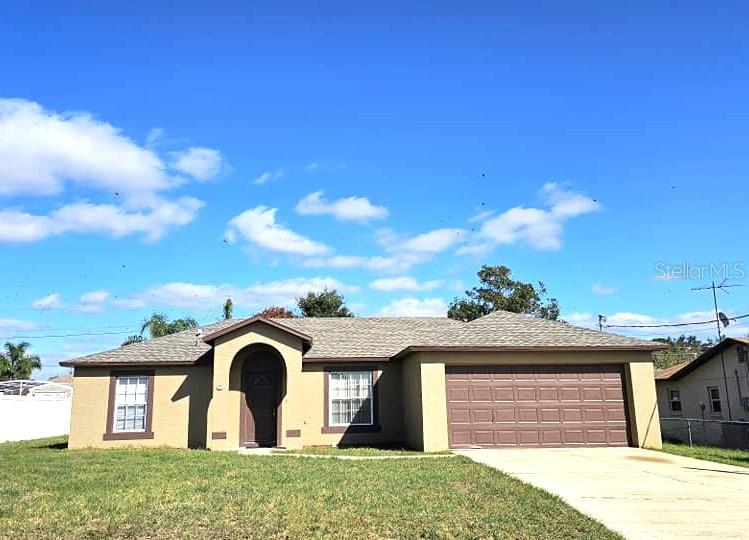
[
  {"x1": 655, "y1": 337, "x2": 749, "y2": 448},
  {"x1": 62, "y1": 311, "x2": 663, "y2": 451}
]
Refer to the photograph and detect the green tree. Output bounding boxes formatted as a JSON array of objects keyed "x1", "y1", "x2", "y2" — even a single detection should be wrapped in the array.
[
  {"x1": 297, "y1": 289, "x2": 353, "y2": 317},
  {"x1": 255, "y1": 306, "x2": 296, "y2": 318},
  {"x1": 448, "y1": 265, "x2": 560, "y2": 322},
  {"x1": 139, "y1": 313, "x2": 199, "y2": 339},
  {"x1": 0, "y1": 342, "x2": 42, "y2": 380},
  {"x1": 223, "y1": 298, "x2": 234, "y2": 320},
  {"x1": 651, "y1": 335, "x2": 714, "y2": 369}
]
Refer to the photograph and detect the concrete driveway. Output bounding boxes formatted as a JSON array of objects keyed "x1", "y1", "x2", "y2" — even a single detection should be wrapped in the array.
[{"x1": 456, "y1": 447, "x2": 749, "y2": 539}]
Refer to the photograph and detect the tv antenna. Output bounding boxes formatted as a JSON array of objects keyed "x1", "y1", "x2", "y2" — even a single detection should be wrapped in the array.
[{"x1": 691, "y1": 279, "x2": 743, "y2": 340}]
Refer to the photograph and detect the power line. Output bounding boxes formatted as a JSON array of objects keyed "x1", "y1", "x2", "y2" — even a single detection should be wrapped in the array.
[
  {"x1": 605, "y1": 313, "x2": 749, "y2": 329},
  {"x1": 0, "y1": 329, "x2": 138, "y2": 340}
]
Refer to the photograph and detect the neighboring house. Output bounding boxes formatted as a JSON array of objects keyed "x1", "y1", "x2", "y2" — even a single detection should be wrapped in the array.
[
  {"x1": 0, "y1": 380, "x2": 73, "y2": 443},
  {"x1": 655, "y1": 337, "x2": 749, "y2": 448},
  {"x1": 61, "y1": 311, "x2": 664, "y2": 451},
  {"x1": 49, "y1": 374, "x2": 74, "y2": 385},
  {"x1": 28, "y1": 382, "x2": 73, "y2": 398}
]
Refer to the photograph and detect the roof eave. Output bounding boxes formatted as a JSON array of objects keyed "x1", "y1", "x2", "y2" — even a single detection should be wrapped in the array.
[
  {"x1": 656, "y1": 338, "x2": 743, "y2": 381},
  {"x1": 202, "y1": 316, "x2": 313, "y2": 353},
  {"x1": 60, "y1": 359, "x2": 200, "y2": 368},
  {"x1": 392, "y1": 344, "x2": 664, "y2": 360}
]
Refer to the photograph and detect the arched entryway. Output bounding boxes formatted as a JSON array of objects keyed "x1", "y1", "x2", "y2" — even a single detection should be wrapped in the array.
[{"x1": 238, "y1": 346, "x2": 285, "y2": 448}]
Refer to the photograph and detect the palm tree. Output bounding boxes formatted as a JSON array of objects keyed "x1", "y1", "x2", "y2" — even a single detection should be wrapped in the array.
[
  {"x1": 0, "y1": 342, "x2": 42, "y2": 380},
  {"x1": 223, "y1": 298, "x2": 234, "y2": 320},
  {"x1": 140, "y1": 313, "x2": 198, "y2": 339}
]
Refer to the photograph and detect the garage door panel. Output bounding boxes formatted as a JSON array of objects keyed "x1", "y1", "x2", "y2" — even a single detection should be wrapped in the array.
[
  {"x1": 470, "y1": 386, "x2": 493, "y2": 402},
  {"x1": 516, "y1": 387, "x2": 537, "y2": 401},
  {"x1": 447, "y1": 365, "x2": 630, "y2": 448},
  {"x1": 606, "y1": 406, "x2": 626, "y2": 422},
  {"x1": 538, "y1": 387, "x2": 559, "y2": 401},
  {"x1": 447, "y1": 387, "x2": 470, "y2": 402},
  {"x1": 541, "y1": 430, "x2": 562, "y2": 445},
  {"x1": 494, "y1": 387, "x2": 514, "y2": 401},
  {"x1": 582, "y1": 387, "x2": 605, "y2": 401},
  {"x1": 603, "y1": 386, "x2": 624, "y2": 401},
  {"x1": 517, "y1": 407, "x2": 539, "y2": 423},
  {"x1": 560, "y1": 387, "x2": 582, "y2": 401},
  {"x1": 495, "y1": 431, "x2": 517, "y2": 445},
  {"x1": 471, "y1": 409, "x2": 493, "y2": 423},
  {"x1": 494, "y1": 407, "x2": 515, "y2": 423},
  {"x1": 539, "y1": 408, "x2": 561, "y2": 423},
  {"x1": 449, "y1": 408, "x2": 471, "y2": 424},
  {"x1": 584, "y1": 407, "x2": 605, "y2": 422}
]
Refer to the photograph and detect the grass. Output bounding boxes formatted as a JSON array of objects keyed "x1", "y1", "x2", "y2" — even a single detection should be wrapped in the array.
[
  {"x1": 0, "y1": 437, "x2": 618, "y2": 539},
  {"x1": 661, "y1": 441, "x2": 749, "y2": 469},
  {"x1": 277, "y1": 446, "x2": 451, "y2": 456}
]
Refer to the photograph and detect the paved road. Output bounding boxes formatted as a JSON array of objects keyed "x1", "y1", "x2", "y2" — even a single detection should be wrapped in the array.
[{"x1": 457, "y1": 447, "x2": 749, "y2": 539}]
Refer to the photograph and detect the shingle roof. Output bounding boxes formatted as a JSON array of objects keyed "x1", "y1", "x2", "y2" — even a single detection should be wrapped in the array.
[
  {"x1": 654, "y1": 337, "x2": 749, "y2": 381},
  {"x1": 60, "y1": 311, "x2": 662, "y2": 367},
  {"x1": 654, "y1": 361, "x2": 690, "y2": 381}
]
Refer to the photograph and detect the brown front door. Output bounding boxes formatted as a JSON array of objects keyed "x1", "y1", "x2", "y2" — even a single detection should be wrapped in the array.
[
  {"x1": 446, "y1": 365, "x2": 630, "y2": 448},
  {"x1": 240, "y1": 353, "x2": 282, "y2": 447}
]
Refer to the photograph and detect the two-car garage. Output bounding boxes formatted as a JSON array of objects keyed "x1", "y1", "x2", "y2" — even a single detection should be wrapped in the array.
[{"x1": 446, "y1": 365, "x2": 630, "y2": 448}]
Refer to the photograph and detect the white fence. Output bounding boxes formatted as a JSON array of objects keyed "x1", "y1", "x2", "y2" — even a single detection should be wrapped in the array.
[{"x1": 0, "y1": 395, "x2": 71, "y2": 443}]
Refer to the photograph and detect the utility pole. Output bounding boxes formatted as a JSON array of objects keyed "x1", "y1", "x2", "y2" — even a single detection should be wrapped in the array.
[
  {"x1": 597, "y1": 314, "x2": 606, "y2": 332},
  {"x1": 691, "y1": 279, "x2": 743, "y2": 421}
]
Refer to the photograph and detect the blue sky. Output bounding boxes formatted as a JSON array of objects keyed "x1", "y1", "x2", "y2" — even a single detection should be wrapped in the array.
[{"x1": 1, "y1": 1, "x2": 748, "y2": 379}]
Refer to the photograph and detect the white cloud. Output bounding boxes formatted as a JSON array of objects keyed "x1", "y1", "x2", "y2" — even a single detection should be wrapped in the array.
[
  {"x1": 591, "y1": 283, "x2": 616, "y2": 295},
  {"x1": 0, "y1": 318, "x2": 41, "y2": 334},
  {"x1": 455, "y1": 242, "x2": 493, "y2": 257},
  {"x1": 226, "y1": 206, "x2": 330, "y2": 256},
  {"x1": 0, "y1": 197, "x2": 204, "y2": 244},
  {"x1": 32, "y1": 293, "x2": 62, "y2": 310},
  {"x1": 295, "y1": 191, "x2": 389, "y2": 223},
  {"x1": 400, "y1": 228, "x2": 466, "y2": 253},
  {"x1": 0, "y1": 98, "x2": 175, "y2": 199},
  {"x1": 145, "y1": 128, "x2": 165, "y2": 147},
  {"x1": 468, "y1": 210, "x2": 494, "y2": 223},
  {"x1": 0, "y1": 98, "x2": 214, "y2": 243},
  {"x1": 369, "y1": 276, "x2": 443, "y2": 292},
  {"x1": 253, "y1": 169, "x2": 284, "y2": 185},
  {"x1": 305, "y1": 162, "x2": 319, "y2": 172},
  {"x1": 474, "y1": 183, "x2": 600, "y2": 251},
  {"x1": 171, "y1": 147, "x2": 223, "y2": 181},
  {"x1": 302, "y1": 253, "x2": 427, "y2": 274},
  {"x1": 114, "y1": 277, "x2": 358, "y2": 310},
  {"x1": 79, "y1": 290, "x2": 109, "y2": 304},
  {"x1": 378, "y1": 297, "x2": 447, "y2": 317}
]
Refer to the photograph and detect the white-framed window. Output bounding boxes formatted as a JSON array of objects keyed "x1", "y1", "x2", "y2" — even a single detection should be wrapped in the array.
[
  {"x1": 329, "y1": 371, "x2": 373, "y2": 426},
  {"x1": 114, "y1": 375, "x2": 149, "y2": 432},
  {"x1": 668, "y1": 389, "x2": 682, "y2": 412},
  {"x1": 707, "y1": 386, "x2": 722, "y2": 415}
]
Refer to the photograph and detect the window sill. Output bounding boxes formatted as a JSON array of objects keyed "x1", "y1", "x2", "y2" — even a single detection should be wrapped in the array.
[
  {"x1": 102, "y1": 431, "x2": 155, "y2": 441},
  {"x1": 321, "y1": 425, "x2": 381, "y2": 434}
]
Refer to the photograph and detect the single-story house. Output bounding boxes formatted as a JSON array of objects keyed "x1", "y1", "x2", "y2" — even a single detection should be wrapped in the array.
[
  {"x1": 655, "y1": 337, "x2": 749, "y2": 448},
  {"x1": 61, "y1": 311, "x2": 663, "y2": 451}
]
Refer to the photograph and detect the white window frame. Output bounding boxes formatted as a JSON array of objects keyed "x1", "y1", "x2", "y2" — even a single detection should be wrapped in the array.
[
  {"x1": 707, "y1": 386, "x2": 722, "y2": 415},
  {"x1": 668, "y1": 389, "x2": 682, "y2": 413},
  {"x1": 113, "y1": 375, "x2": 149, "y2": 433},
  {"x1": 328, "y1": 370, "x2": 374, "y2": 427}
]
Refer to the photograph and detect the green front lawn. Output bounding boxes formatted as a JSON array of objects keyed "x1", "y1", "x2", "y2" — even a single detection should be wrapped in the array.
[
  {"x1": 661, "y1": 442, "x2": 749, "y2": 469},
  {"x1": 277, "y1": 446, "x2": 451, "y2": 456},
  {"x1": 0, "y1": 437, "x2": 618, "y2": 539}
]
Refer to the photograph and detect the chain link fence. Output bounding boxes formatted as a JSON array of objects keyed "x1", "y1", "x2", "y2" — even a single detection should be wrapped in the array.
[{"x1": 661, "y1": 417, "x2": 749, "y2": 449}]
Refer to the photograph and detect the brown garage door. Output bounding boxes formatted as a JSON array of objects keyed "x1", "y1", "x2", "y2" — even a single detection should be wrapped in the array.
[{"x1": 446, "y1": 365, "x2": 630, "y2": 448}]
